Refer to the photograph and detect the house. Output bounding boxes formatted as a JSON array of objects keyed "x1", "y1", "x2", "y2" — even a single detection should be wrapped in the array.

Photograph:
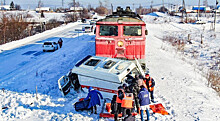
[
  {"x1": 36, "y1": 7, "x2": 51, "y2": 12},
  {"x1": 70, "y1": 7, "x2": 83, "y2": 12},
  {"x1": 0, "y1": 5, "x2": 10, "y2": 11},
  {"x1": 192, "y1": 6, "x2": 206, "y2": 12},
  {"x1": 205, "y1": 7, "x2": 211, "y2": 13}
]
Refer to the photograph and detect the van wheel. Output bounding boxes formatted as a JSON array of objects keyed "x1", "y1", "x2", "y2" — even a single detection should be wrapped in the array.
[{"x1": 43, "y1": 50, "x2": 45, "y2": 52}]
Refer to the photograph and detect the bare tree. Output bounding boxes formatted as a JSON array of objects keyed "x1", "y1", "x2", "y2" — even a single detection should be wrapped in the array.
[
  {"x1": 136, "y1": 4, "x2": 143, "y2": 15},
  {"x1": 15, "y1": 4, "x2": 21, "y2": 10},
  {"x1": 68, "y1": 0, "x2": 81, "y2": 7},
  {"x1": 104, "y1": 0, "x2": 109, "y2": 8},
  {"x1": 81, "y1": 8, "x2": 91, "y2": 19},
  {"x1": 38, "y1": 0, "x2": 44, "y2": 8},
  {"x1": 203, "y1": 0, "x2": 208, "y2": 6},
  {"x1": 0, "y1": 13, "x2": 29, "y2": 44},
  {"x1": 95, "y1": 6, "x2": 108, "y2": 15},
  {"x1": 99, "y1": 0, "x2": 103, "y2": 7}
]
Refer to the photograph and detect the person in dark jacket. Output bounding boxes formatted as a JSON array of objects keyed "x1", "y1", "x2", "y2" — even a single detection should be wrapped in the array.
[
  {"x1": 58, "y1": 38, "x2": 63, "y2": 48},
  {"x1": 123, "y1": 83, "x2": 130, "y2": 93},
  {"x1": 138, "y1": 86, "x2": 150, "y2": 121},
  {"x1": 129, "y1": 78, "x2": 140, "y2": 113},
  {"x1": 123, "y1": 109, "x2": 135, "y2": 121},
  {"x1": 111, "y1": 95, "x2": 117, "y2": 114},
  {"x1": 84, "y1": 87, "x2": 103, "y2": 114},
  {"x1": 145, "y1": 74, "x2": 155, "y2": 103},
  {"x1": 136, "y1": 74, "x2": 147, "y2": 89}
]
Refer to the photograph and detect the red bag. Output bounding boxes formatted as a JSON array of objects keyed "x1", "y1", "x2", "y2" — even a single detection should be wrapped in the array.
[{"x1": 150, "y1": 103, "x2": 169, "y2": 115}]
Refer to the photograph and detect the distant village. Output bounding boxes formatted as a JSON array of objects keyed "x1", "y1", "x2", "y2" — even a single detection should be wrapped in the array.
[
  {"x1": 1, "y1": 0, "x2": 220, "y2": 45},
  {"x1": 1, "y1": 1, "x2": 220, "y2": 14}
]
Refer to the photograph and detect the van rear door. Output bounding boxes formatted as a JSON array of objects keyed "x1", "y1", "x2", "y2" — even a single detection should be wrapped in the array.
[{"x1": 58, "y1": 76, "x2": 72, "y2": 96}]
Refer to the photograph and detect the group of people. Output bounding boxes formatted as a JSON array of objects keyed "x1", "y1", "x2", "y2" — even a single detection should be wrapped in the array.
[
  {"x1": 112, "y1": 73, "x2": 155, "y2": 121},
  {"x1": 82, "y1": 73, "x2": 155, "y2": 121}
]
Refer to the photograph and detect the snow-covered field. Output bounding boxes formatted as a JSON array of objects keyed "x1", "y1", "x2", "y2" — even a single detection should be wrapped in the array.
[{"x1": 0, "y1": 13, "x2": 220, "y2": 121}]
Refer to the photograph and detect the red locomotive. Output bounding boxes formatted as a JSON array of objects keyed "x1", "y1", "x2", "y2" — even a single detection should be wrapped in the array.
[{"x1": 95, "y1": 6, "x2": 147, "y2": 67}]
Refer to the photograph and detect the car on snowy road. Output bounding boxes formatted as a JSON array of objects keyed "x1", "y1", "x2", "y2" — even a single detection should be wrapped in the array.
[
  {"x1": 82, "y1": 25, "x2": 93, "y2": 33},
  {"x1": 42, "y1": 42, "x2": 58, "y2": 52},
  {"x1": 89, "y1": 20, "x2": 96, "y2": 25},
  {"x1": 195, "y1": 20, "x2": 206, "y2": 24}
]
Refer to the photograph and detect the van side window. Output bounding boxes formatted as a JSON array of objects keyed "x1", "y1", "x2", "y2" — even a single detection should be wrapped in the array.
[
  {"x1": 85, "y1": 59, "x2": 100, "y2": 66},
  {"x1": 103, "y1": 60, "x2": 116, "y2": 69}
]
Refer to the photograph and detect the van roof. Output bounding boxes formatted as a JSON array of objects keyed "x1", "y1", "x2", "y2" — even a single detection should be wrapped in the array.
[{"x1": 71, "y1": 56, "x2": 137, "y2": 83}]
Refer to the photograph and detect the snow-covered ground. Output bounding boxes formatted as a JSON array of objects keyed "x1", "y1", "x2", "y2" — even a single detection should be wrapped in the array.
[{"x1": 0, "y1": 13, "x2": 220, "y2": 121}]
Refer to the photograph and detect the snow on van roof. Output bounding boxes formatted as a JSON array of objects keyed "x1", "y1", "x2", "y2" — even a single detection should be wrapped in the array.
[
  {"x1": 79, "y1": 56, "x2": 133, "y2": 72},
  {"x1": 71, "y1": 56, "x2": 136, "y2": 83}
]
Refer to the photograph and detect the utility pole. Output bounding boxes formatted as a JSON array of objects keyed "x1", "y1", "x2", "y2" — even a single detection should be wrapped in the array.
[
  {"x1": 150, "y1": 0, "x2": 153, "y2": 13},
  {"x1": 73, "y1": 0, "x2": 75, "y2": 21},
  {"x1": 111, "y1": 3, "x2": 113, "y2": 14},
  {"x1": 182, "y1": 0, "x2": 187, "y2": 23},
  {"x1": 197, "y1": 0, "x2": 201, "y2": 20},
  {"x1": 214, "y1": 0, "x2": 219, "y2": 31},
  {"x1": 4, "y1": 0, "x2": 5, "y2": 5},
  {"x1": 182, "y1": 0, "x2": 184, "y2": 19},
  {"x1": 62, "y1": 0, "x2": 64, "y2": 7},
  {"x1": 133, "y1": 3, "x2": 134, "y2": 12},
  {"x1": 73, "y1": 0, "x2": 75, "y2": 11}
]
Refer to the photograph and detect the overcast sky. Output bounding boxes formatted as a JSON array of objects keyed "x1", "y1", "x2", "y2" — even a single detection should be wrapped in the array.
[{"x1": 1, "y1": 0, "x2": 218, "y2": 9}]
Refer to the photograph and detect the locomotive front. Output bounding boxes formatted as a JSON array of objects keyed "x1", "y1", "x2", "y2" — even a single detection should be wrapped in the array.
[{"x1": 95, "y1": 7, "x2": 147, "y2": 61}]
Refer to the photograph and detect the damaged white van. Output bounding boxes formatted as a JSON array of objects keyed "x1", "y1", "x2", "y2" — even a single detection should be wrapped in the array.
[{"x1": 58, "y1": 55, "x2": 146, "y2": 97}]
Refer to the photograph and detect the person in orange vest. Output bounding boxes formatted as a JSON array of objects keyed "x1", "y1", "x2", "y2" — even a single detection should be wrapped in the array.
[
  {"x1": 121, "y1": 92, "x2": 134, "y2": 119},
  {"x1": 114, "y1": 86, "x2": 124, "y2": 121},
  {"x1": 145, "y1": 73, "x2": 155, "y2": 103}
]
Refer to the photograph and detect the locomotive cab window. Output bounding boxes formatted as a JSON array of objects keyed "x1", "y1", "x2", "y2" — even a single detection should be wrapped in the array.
[
  {"x1": 85, "y1": 59, "x2": 100, "y2": 66},
  {"x1": 99, "y1": 25, "x2": 118, "y2": 36},
  {"x1": 123, "y1": 26, "x2": 142, "y2": 36}
]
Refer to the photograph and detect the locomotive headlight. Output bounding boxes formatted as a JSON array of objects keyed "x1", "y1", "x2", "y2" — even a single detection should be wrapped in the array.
[{"x1": 117, "y1": 41, "x2": 124, "y2": 47}]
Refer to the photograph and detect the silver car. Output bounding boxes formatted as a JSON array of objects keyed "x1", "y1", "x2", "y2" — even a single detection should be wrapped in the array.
[{"x1": 43, "y1": 42, "x2": 58, "y2": 52}]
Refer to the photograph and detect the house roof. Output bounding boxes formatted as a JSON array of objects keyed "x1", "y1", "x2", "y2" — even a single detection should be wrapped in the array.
[
  {"x1": 36, "y1": 7, "x2": 50, "y2": 11},
  {"x1": 70, "y1": 7, "x2": 83, "y2": 11},
  {"x1": 192, "y1": 6, "x2": 206, "y2": 11},
  {"x1": 0, "y1": 5, "x2": 10, "y2": 10}
]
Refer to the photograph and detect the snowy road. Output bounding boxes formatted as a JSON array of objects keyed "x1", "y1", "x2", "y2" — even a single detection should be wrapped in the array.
[{"x1": 0, "y1": 22, "x2": 97, "y2": 120}]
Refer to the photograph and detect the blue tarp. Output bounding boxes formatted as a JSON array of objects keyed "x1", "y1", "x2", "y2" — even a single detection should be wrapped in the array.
[{"x1": 146, "y1": 13, "x2": 160, "y2": 17}]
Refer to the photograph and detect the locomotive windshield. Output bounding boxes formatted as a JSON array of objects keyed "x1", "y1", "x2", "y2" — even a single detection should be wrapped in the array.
[
  {"x1": 99, "y1": 25, "x2": 118, "y2": 36},
  {"x1": 123, "y1": 26, "x2": 142, "y2": 36}
]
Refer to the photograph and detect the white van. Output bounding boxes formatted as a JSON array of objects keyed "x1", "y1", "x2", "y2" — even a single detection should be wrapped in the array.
[{"x1": 58, "y1": 55, "x2": 145, "y2": 97}]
